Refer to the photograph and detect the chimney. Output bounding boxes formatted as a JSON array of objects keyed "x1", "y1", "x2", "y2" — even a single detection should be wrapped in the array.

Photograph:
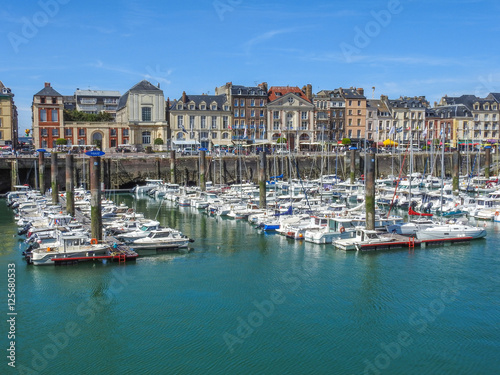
[
  {"x1": 258, "y1": 82, "x2": 268, "y2": 92},
  {"x1": 182, "y1": 91, "x2": 187, "y2": 103},
  {"x1": 157, "y1": 83, "x2": 160, "y2": 88},
  {"x1": 434, "y1": 101, "x2": 437, "y2": 107},
  {"x1": 357, "y1": 87, "x2": 364, "y2": 96},
  {"x1": 306, "y1": 84, "x2": 313, "y2": 101},
  {"x1": 44, "y1": 82, "x2": 50, "y2": 88}
]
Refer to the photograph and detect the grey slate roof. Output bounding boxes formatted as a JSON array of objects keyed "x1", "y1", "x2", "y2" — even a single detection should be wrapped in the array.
[
  {"x1": 117, "y1": 80, "x2": 162, "y2": 111},
  {"x1": 442, "y1": 94, "x2": 497, "y2": 111},
  {"x1": 230, "y1": 85, "x2": 267, "y2": 96},
  {"x1": 34, "y1": 85, "x2": 62, "y2": 97},
  {"x1": 170, "y1": 94, "x2": 228, "y2": 111}
]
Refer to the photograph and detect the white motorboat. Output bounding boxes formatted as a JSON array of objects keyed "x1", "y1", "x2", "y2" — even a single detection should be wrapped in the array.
[
  {"x1": 131, "y1": 228, "x2": 191, "y2": 251},
  {"x1": 415, "y1": 223, "x2": 486, "y2": 241},
  {"x1": 116, "y1": 220, "x2": 161, "y2": 242}
]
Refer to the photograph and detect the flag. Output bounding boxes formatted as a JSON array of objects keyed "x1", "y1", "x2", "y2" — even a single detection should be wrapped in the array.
[
  {"x1": 243, "y1": 125, "x2": 247, "y2": 139},
  {"x1": 180, "y1": 124, "x2": 188, "y2": 133},
  {"x1": 389, "y1": 126, "x2": 395, "y2": 135},
  {"x1": 422, "y1": 127, "x2": 428, "y2": 139},
  {"x1": 396, "y1": 127, "x2": 403, "y2": 133}
]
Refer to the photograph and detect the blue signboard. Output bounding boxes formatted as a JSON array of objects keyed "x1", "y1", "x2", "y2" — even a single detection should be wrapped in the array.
[
  {"x1": 85, "y1": 150, "x2": 106, "y2": 157},
  {"x1": 36, "y1": 149, "x2": 46, "y2": 152},
  {"x1": 198, "y1": 147, "x2": 208, "y2": 151}
]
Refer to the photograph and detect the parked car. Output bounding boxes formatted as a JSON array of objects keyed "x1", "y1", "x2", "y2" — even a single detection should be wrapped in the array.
[{"x1": 181, "y1": 147, "x2": 199, "y2": 156}]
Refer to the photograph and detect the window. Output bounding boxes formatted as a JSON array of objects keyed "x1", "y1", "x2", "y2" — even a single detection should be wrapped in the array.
[
  {"x1": 234, "y1": 99, "x2": 238, "y2": 107},
  {"x1": 211, "y1": 116, "x2": 217, "y2": 129},
  {"x1": 201, "y1": 116, "x2": 207, "y2": 129},
  {"x1": 240, "y1": 109, "x2": 245, "y2": 117},
  {"x1": 200, "y1": 131, "x2": 209, "y2": 139},
  {"x1": 65, "y1": 128, "x2": 72, "y2": 136},
  {"x1": 273, "y1": 121, "x2": 280, "y2": 130},
  {"x1": 357, "y1": 119, "x2": 361, "y2": 126},
  {"x1": 348, "y1": 119, "x2": 352, "y2": 126},
  {"x1": 349, "y1": 100, "x2": 352, "y2": 106},
  {"x1": 111, "y1": 139, "x2": 116, "y2": 147},
  {"x1": 41, "y1": 140, "x2": 47, "y2": 148},
  {"x1": 301, "y1": 121, "x2": 308, "y2": 130},
  {"x1": 110, "y1": 129, "x2": 117, "y2": 136},
  {"x1": 0, "y1": 118, "x2": 2, "y2": 126},
  {"x1": 224, "y1": 105, "x2": 229, "y2": 111},
  {"x1": 357, "y1": 130, "x2": 361, "y2": 138},
  {"x1": 250, "y1": 99, "x2": 255, "y2": 107},
  {"x1": 40, "y1": 109, "x2": 47, "y2": 122},
  {"x1": 240, "y1": 99, "x2": 244, "y2": 106},
  {"x1": 123, "y1": 129, "x2": 129, "y2": 136},
  {"x1": 142, "y1": 131, "x2": 151, "y2": 144},
  {"x1": 40, "y1": 97, "x2": 46, "y2": 104},
  {"x1": 357, "y1": 110, "x2": 361, "y2": 115},
  {"x1": 234, "y1": 109, "x2": 239, "y2": 117},
  {"x1": 177, "y1": 116, "x2": 184, "y2": 129},
  {"x1": 200, "y1": 104, "x2": 206, "y2": 110},
  {"x1": 260, "y1": 99, "x2": 264, "y2": 107},
  {"x1": 348, "y1": 130, "x2": 352, "y2": 137},
  {"x1": 260, "y1": 110, "x2": 264, "y2": 117},
  {"x1": 251, "y1": 110, "x2": 255, "y2": 117},
  {"x1": 52, "y1": 98, "x2": 57, "y2": 104},
  {"x1": 222, "y1": 132, "x2": 229, "y2": 139},
  {"x1": 190, "y1": 116, "x2": 195, "y2": 128},
  {"x1": 348, "y1": 110, "x2": 352, "y2": 115},
  {"x1": 79, "y1": 129, "x2": 85, "y2": 136},
  {"x1": 142, "y1": 107, "x2": 152, "y2": 121},
  {"x1": 51, "y1": 110, "x2": 58, "y2": 122},
  {"x1": 41, "y1": 128, "x2": 48, "y2": 137},
  {"x1": 212, "y1": 132, "x2": 217, "y2": 139},
  {"x1": 223, "y1": 116, "x2": 228, "y2": 129},
  {"x1": 211, "y1": 104, "x2": 217, "y2": 110},
  {"x1": 189, "y1": 104, "x2": 194, "y2": 110},
  {"x1": 273, "y1": 111, "x2": 279, "y2": 119},
  {"x1": 301, "y1": 112, "x2": 307, "y2": 120}
]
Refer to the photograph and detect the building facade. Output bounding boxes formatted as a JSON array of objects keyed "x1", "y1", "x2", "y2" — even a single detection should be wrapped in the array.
[
  {"x1": 169, "y1": 92, "x2": 232, "y2": 150},
  {"x1": 266, "y1": 86, "x2": 314, "y2": 151},
  {"x1": 116, "y1": 80, "x2": 168, "y2": 149},
  {"x1": 75, "y1": 89, "x2": 121, "y2": 118},
  {"x1": 0, "y1": 81, "x2": 18, "y2": 147},
  {"x1": 33, "y1": 82, "x2": 130, "y2": 150},
  {"x1": 215, "y1": 82, "x2": 268, "y2": 143}
]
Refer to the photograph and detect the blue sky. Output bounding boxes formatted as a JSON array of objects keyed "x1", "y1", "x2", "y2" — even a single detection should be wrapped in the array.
[{"x1": 1, "y1": 0, "x2": 500, "y2": 131}]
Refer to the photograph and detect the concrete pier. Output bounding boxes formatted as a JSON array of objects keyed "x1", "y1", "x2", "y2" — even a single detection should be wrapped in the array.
[
  {"x1": 259, "y1": 152, "x2": 267, "y2": 209},
  {"x1": 365, "y1": 153, "x2": 376, "y2": 230},
  {"x1": 51, "y1": 153, "x2": 59, "y2": 204},
  {"x1": 90, "y1": 156, "x2": 102, "y2": 240},
  {"x1": 38, "y1": 152, "x2": 45, "y2": 195},
  {"x1": 66, "y1": 154, "x2": 75, "y2": 217}
]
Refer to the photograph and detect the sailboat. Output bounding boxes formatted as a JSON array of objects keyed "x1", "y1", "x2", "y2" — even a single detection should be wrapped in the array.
[{"x1": 415, "y1": 128, "x2": 486, "y2": 241}]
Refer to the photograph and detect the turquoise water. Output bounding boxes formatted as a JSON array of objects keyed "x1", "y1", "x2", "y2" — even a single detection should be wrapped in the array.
[{"x1": 1, "y1": 196, "x2": 500, "y2": 375}]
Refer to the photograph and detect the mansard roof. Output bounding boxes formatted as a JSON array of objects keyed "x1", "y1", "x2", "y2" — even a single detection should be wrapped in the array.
[
  {"x1": 230, "y1": 85, "x2": 267, "y2": 96},
  {"x1": 171, "y1": 94, "x2": 228, "y2": 110}
]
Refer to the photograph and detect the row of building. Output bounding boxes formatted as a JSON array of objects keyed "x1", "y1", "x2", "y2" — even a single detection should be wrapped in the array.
[{"x1": 2, "y1": 79, "x2": 499, "y2": 151}]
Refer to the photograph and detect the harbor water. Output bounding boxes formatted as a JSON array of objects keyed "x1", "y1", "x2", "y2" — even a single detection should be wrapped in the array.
[{"x1": 1, "y1": 195, "x2": 500, "y2": 375}]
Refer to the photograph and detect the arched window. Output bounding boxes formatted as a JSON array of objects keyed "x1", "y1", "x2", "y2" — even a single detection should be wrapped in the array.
[
  {"x1": 177, "y1": 132, "x2": 185, "y2": 140},
  {"x1": 142, "y1": 131, "x2": 151, "y2": 144},
  {"x1": 222, "y1": 132, "x2": 229, "y2": 139}
]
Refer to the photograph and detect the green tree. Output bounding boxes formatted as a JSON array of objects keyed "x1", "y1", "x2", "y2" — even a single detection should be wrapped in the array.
[
  {"x1": 276, "y1": 137, "x2": 287, "y2": 144},
  {"x1": 154, "y1": 138, "x2": 164, "y2": 145},
  {"x1": 341, "y1": 138, "x2": 351, "y2": 146},
  {"x1": 55, "y1": 138, "x2": 67, "y2": 145}
]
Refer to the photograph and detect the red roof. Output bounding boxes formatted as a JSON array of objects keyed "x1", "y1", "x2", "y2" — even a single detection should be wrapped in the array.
[{"x1": 268, "y1": 86, "x2": 310, "y2": 103}]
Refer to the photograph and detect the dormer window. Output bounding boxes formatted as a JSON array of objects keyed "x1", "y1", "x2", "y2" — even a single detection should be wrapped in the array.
[
  {"x1": 200, "y1": 104, "x2": 206, "y2": 110},
  {"x1": 474, "y1": 104, "x2": 479, "y2": 110},
  {"x1": 177, "y1": 104, "x2": 183, "y2": 110},
  {"x1": 211, "y1": 104, "x2": 217, "y2": 110},
  {"x1": 288, "y1": 97, "x2": 294, "y2": 104},
  {"x1": 41, "y1": 97, "x2": 46, "y2": 104},
  {"x1": 189, "y1": 104, "x2": 194, "y2": 110}
]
